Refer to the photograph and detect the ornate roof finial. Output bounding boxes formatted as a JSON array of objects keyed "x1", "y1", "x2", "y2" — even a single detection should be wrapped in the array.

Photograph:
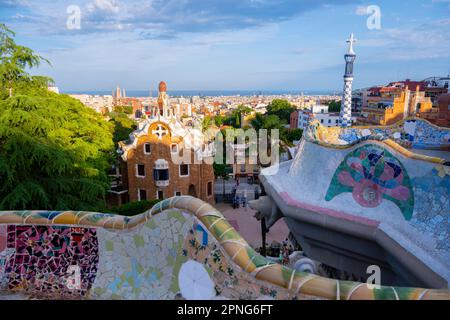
[{"x1": 346, "y1": 33, "x2": 357, "y2": 55}]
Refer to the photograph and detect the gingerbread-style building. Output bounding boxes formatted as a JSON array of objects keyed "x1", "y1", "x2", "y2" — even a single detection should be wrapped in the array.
[{"x1": 108, "y1": 82, "x2": 215, "y2": 206}]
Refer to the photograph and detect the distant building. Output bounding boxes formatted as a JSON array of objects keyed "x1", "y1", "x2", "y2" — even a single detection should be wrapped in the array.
[
  {"x1": 419, "y1": 93, "x2": 450, "y2": 127},
  {"x1": 112, "y1": 86, "x2": 144, "y2": 118},
  {"x1": 70, "y1": 94, "x2": 114, "y2": 114},
  {"x1": 356, "y1": 77, "x2": 449, "y2": 126},
  {"x1": 107, "y1": 81, "x2": 215, "y2": 206},
  {"x1": 358, "y1": 83, "x2": 434, "y2": 125},
  {"x1": 290, "y1": 104, "x2": 356, "y2": 130},
  {"x1": 229, "y1": 143, "x2": 259, "y2": 182}
]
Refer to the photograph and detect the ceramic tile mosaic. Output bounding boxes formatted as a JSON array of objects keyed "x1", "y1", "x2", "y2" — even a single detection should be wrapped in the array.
[
  {"x1": 410, "y1": 165, "x2": 450, "y2": 256},
  {"x1": 0, "y1": 195, "x2": 447, "y2": 300},
  {"x1": 2, "y1": 225, "x2": 98, "y2": 299},
  {"x1": 306, "y1": 118, "x2": 450, "y2": 151},
  {"x1": 91, "y1": 210, "x2": 192, "y2": 299},
  {"x1": 325, "y1": 144, "x2": 414, "y2": 220}
]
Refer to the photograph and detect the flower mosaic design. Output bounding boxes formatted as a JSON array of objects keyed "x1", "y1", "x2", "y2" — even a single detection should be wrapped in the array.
[{"x1": 325, "y1": 144, "x2": 414, "y2": 220}]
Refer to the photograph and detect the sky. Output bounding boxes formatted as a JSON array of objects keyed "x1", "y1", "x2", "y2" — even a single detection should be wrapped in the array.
[{"x1": 1, "y1": 0, "x2": 449, "y2": 92}]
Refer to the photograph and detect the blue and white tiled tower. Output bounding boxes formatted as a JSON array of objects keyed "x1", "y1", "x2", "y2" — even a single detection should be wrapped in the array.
[{"x1": 339, "y1": 33, "x2": 357, "y2": 127}]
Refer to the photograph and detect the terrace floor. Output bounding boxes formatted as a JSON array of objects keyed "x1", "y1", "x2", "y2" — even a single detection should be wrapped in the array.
[{"x1": 214, "y1": 202, "x2": 290, "y2": 248}]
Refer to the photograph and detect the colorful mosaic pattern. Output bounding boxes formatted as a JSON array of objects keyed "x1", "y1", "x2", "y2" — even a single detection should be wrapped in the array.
[
  {"x1": 91, "y1": 210, "x2": 192, "y2": 299},
  {"x1": 410, "y1": 165, "x2": 450, "y2": 255},
  {"x1": 0, "y1": 196, "x2": 448, "y2": 300},
  {"x1": 305, "y1": 118, "x2": 450, "y2": 158},
  {"x1": 1, "y1": 225, "x2": 98, "y2": 299},
  {"x1": 183, "y1": 221, "x2": 293, "y2": 300},
  {"x1": 325, "y1": 144, "x2": 414, "y2": 220}
]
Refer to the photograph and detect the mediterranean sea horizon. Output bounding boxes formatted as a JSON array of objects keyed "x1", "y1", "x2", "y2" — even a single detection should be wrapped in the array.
[{"x1": 62, "y1": 89, "x2": 341, "y2": 97}]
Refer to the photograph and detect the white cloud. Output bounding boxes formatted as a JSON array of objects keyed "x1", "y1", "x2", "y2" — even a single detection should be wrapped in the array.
[
  {"x1": 358, "y1": 18, "x2": 450, "y2": 62},
  {"x1": 87, "y1": 0, "x2": 121, "y2": 14}
]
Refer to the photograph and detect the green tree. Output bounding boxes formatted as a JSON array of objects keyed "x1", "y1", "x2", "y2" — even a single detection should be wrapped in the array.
[
  {"x1": 213, "y1": 162, "x2": 230, "y2": 196},
  {"x1": 0, "y1": 24, "x2": 50, "y2": 97},
  {"x1": 284, "y1": 128, "x2": 303, "y2": 143},
  {"x1": 0, "y1": 25, "x2": 115, "y2": 210},
  {"x1": 250, "y1": 113, "x2": 264, "y2": 131},
  {"x1": 107, "y1": 199, "x2": 161, "y2": 216},
  {"x1": 201, "y1": 115, "x2": 214, "y2": 132},
  {"x1": 213, "y1": 115, "x2": 224, "y2": 126},
  {"x1": 234, "y1": 112, "x2": 241, "y2": 128},
  {"x1": 263, "y1": 114, "x2": 286, "y2": 130},
  {"x1": 230, "y1": 104, "x2": 252, "y2": 128},
  {"x1": 266, "y1": 99, "x2": 295, "y2": 122},
  {"x1": 327, "y1": 100, "x2": 341, "y2": 113},
  {"x1": 0, "y1": 93, "x2": 114, "y2": 210},
  {"x1": 113, "y1": 105, "x2": 133, "y2": 114},
  {"x1": 108, "y1": 111, "x2": 137, "y2": 144}
]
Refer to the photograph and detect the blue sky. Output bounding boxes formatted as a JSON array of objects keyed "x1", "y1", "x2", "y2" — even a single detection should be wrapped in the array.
[{"x1": 1, "y1": 0, "x2": 449, "y2": 91}]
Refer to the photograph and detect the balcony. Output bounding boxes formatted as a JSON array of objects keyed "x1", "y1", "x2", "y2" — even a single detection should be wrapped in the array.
[
  {"x1": 155, "y1": 180, "x2": 169, "y2": 188},
  {"x1": 153, "y1": 159, "x2": 169, "y2": 188}
]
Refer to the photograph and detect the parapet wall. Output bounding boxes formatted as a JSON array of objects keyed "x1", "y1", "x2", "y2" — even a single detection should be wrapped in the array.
[
  {"x1": 1, "y1": 197, "x2": 449, "y2": 300},
  {"x1": 305, "y1": 118, "x2": 450, "y2": 154}
]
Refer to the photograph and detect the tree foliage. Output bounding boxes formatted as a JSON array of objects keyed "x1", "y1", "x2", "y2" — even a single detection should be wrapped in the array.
[
  {"x1": 0, "y1": 92, "x2": 114, "y2": 210},
  {"x1": 213, "y1": 162, "x2": 230, "y2": 180},
  {"x1": 0, "y1": 24, "x2": 50, "y2": 97},
  {"x1": 327, "y1": 100, "x2": 341, "y2": 113},
  {"x1": 283, "y1": 128, "x2": 303, "y2": 143},
  {"x1": 201, "y1": 115, "x2": 214, "y2": 132},
  {"x1": 266, "y1": 99, "x2": 295, "y2": 122},
  {"x1": 107, "y1": 199, "x2": 161, "y2": 216},
  {"x1": 113, "y1": 105, "x2": 133, "y2": 114},
  {"x1": 108, "y1": 111, "x2": 137, "y2": 144},
  {"x1": 0, "y1": 25, "x2": 115, "y2": 210}
]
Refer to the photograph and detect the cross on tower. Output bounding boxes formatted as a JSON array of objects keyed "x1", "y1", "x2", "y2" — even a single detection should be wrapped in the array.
[
  {"x1": 152, "y1": 125, "x2": 168, "y2": 140},
  {"x1": 346, "y1": 33, "x2": 357, "y2": 55}
]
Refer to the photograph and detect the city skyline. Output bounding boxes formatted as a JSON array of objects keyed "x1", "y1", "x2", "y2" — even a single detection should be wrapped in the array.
[{"x1": 1, "y1": 0, "x2": 449, "y2": 91}]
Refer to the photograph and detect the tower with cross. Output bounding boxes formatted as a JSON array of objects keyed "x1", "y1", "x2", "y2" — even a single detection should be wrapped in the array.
[{"x1": 339, "y1": 33, "x2": 357, "y2": 127}]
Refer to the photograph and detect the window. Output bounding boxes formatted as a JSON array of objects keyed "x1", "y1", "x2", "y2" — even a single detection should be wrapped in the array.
[
  {"x1": 144, "y1": 143, "x2": 151, "y2": 154},
  {"x1": 207, "y1": 182, "x2": 213, "y2": 197},
  {"x1": 136, "y1": 164, "x2": 145, "y2": 177},
  {"x1": 171, "y1": 143, "x2": 178, "y2": 153},
  {"x1": 153, "y1": 159, "x2": 169, "y2": 181},
  {"x1": 138, "y1": 189, "x2": 147, "y2": 201},
  {"x1": 157, "y1": 190, "x2": 164, "y2": 200},
  {"x1": 320, "y1": 119, "x2": 324, "y2": 124},
  {"x1": 240, "y1": 164, "x2": 246, "y2": 173},
  {"x1": 153, "y1": 169, "x2": 169, "y2": 181},
  {"x1": 179, "y1": 164, "x2": 189, "y2": 177},
  {"x1": 328, "y1": 119, "x2": 331, "y2": 124},
  {"x1": 174, "y1": 191, "x2": 182, "y2": 196}
]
